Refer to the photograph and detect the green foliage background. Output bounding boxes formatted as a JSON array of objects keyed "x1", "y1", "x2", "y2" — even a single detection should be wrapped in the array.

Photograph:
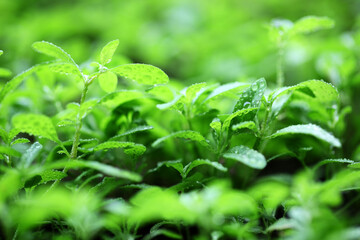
[{"x1": 1, "y1": 0, "x2": 360, "y2": 239}]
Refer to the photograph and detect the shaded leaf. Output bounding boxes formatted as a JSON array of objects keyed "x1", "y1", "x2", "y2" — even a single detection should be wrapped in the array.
[
  {"x1": 268, "y1": 124, "x2": 341, "y2": 147},
  {"x1": 222, "y1": 108, "x2": 257, "y2": 132},
  {"x1": 112, "y1": 64, "x2": 169, "y2": 85},
  {"x1": 223, "y1": 145, "x2": 266, "y2": 169},
  {"x1": 314, "y1": 159, "x2": 354, "y2": 170},
  {"x1": 99, "y1": 90, "x2": 143, "y2": 108}
]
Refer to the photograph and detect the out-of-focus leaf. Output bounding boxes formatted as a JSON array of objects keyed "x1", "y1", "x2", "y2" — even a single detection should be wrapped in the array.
[{"x1": 98, "y1": 71, "x2": 118, "y2": 93}]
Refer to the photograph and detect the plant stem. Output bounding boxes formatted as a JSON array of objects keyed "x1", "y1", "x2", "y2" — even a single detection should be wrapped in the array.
[{"x1": 70, "y1": 83, "x2": 89, "y2": 159}]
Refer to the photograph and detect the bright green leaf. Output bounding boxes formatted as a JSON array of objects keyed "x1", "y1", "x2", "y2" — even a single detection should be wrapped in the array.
[
  {"x1": 0, "y1": 68, "x2": 12, "y2": 78},
  {"x1": 48, "y1": 62, "x2": 81, "y2": 76},
  {"x1": 100, "y1": 39, "x2": 119, "y2": 65},
  {"x1": 94, "y1": 141, "x2": 146, "y2": 156},
  {"x1": 183, "y1": 159, "x2": 227, "y2": 178},
  {"x1": 32, "y1": 41, "x2": 74, "y2": 63},
  {"x1": 49, "y1": 160, "x2": 142, "y2": 182},
  {"x1": 204, "y1": 82, "x2": 248, "y2": 102},
  {"x1": 152, "y1": 130, "x2": 210, "y2": 148},
  {"x1": 291, "y1": 16, "x2": 334, "y2": 35},
  {"x1": 268, "y1": 124, "x2": 341, "y2": 147},
  {"x1": 183, "y1": 82, "x2": 206, "y2": 104},
  {"x1": 0, "y1": 50, "x2": 3, "y2": 56},
  {"x1": 12, "y1": 114, "x2": 59, "y2": 143},
  {"x1": 98, "y1": 71, "x2": 118, "y2": 93},
  {"x1": 223, "y1": 145, "x2": 267, "y2": 169},
  {"x1": 112, "y1": 64, "x2": 169, "y2": 85},
  {"x1": 231, "y1": 121, "x2": 256, "y2": 132},
  {"x1": 11, "y1": 138, "x2": 30, "y2": 146},
  {"x1": 233, "y1": 78, "x2": 266, "y2": 112},
  {"x1": 222, "y1": 108, "x2": 257, "y2": 132}
]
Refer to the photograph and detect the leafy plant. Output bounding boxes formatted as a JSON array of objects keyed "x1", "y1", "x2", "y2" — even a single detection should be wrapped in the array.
[{"x1": 0, "y1": 12, "x2": 359, "y2": 240}]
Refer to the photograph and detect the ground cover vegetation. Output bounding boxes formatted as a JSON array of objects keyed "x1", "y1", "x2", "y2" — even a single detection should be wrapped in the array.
[{"x1": 1, "y1": 0, "x2": 360, "y2": 239}]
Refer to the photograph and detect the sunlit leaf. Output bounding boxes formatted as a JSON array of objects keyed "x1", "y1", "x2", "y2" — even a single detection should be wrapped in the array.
[
  {"x1": 268, "y1": 124, "x2": 341, "y2": 147},
  {"x1": 223, "y1": 145, "x2": 266, "y2": 169},
  {"x1": 291, "y1": 16, "x2": 334, "y2": 35},
  {"x1": 32, "y1": 41, "x2": 74, "y2": 63},
  {"x1": 12, "y1": 114, "x2": 59, "y2": 143},
  {"x1": 112, "y1": 64, "x2": 169, "y2": 85},
  {"x1": 99, "y1": 90, "x2": 143, "y2": 108},
  {"x1": 233, "y1": 78, "x2": 266, "y2": 112},
  {"x1": 94, "y1": 141, "x2": 146, "y2": 156},
  {"x1": 100, "y1": 39, "x2": 119, "y2": 65},
  {"x1": 98, "y1": 71, "x2": 118, "y2": 93}
]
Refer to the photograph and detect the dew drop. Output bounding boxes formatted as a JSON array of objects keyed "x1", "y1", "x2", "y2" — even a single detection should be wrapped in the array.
[
  {"x1": 259, "y1": 81, "x2": 266, "y2": 88},
  {"x1": 243, "y1": 102, "x2": 251, "y2": 108},
  {"x1": 251, "y1": 84, "x2": 258, "y2": 91}
]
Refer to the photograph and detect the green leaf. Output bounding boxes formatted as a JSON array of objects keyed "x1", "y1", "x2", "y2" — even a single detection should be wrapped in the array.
[
  {"x1": 210, "y1": 118, "x2": 221, "y2": 132},
  {"x1": 48, "y1": 62, "x2": 81, "y2": 76},
  {"x1": 94, "y1": 141, "x2": 146, "y2": 156},
  {"x1": 152, "y1": 130, "x2": 210, "y2": 148},
  {"x1": 12, "y1": 114, "x2": 59, "y2": 143},
  {"x1": 291, "y1": 16, "x2": 334, "y2": 35},
  {"x1": 231, "y1": 121, "x2": 256, "y2": 132},
  {"x1": 10, "y1": 138, "x2": 30, "y2": 146},
  {"x1": 100, "y1": 39, "x2": 119, "y2": 65},
  {"x1": 0, "y1": 50, "x2": 3, "y2": 56},
  {"x1": 268, "y1": 124, "x2": 341, "y2": 148},
  {"x1": 183, "y1": 159, "x2": 227, "y2": 178},
  {"x1": 266, "y1": 218, "x2": 295, "y2": 232},
  {"x1": 314, "y1": 158, "x2": 354, "y2": 170},
  {"x1": 183, "y1": 82, "x2": 206, "y2": 104},
  {"x1": 0, "y1": 68, "x2": 12, "y2": 78},
  {"x1": 112, "y1": 64, "x2": 169, "y2": 85},
  {"x1": 223, "y1": 145, "x2": 267, "y2": 169},
  {"x1": 39, "y1": 169, "x2": 67, "y2": 184},
  {"x1": 233, "y1": 78, "x2": 266, "y2": 112},
  {"x1": 49, "y1": 160, "x2": 142, "y2": 182},
  {"x1": 20, "y1": 142, "x2": 43, "y2": 168},
  {"x1": 222, "y1": 108, "x2": 257, "y2": 132},
  {"x1": 204, "y1": 82, "x2": 248, "y2": 102},
  {"x1": 0, "y1": 127, "x2": 9, "y2": 144},
  {"x1": 0, "y1": 145, "x2": 21, "y2": 158},
  {"x1": 32, "y1": 41, "x2": 74, "y2": 63},
  {"x1": 109, "y1": 125, "x2": 153, "y2": 141},
  {"x1": 148, "y1": 160, "x2": 184, "y2": 176},
  {"x1": 0, "y1": 64, "x2": 45, "y2": 103},
  {"x1": 99, "y1": 90, "x2": 143, "y2": 108},
  {"x1": 156, "y1": 94, "x2": 184, "y2": 110},
  {"x1": 98, "y1": 71, "x2": 118, "y2": 93},
  {"x1": 270, "y1": 80, "x2": 338, "y2": 104}
]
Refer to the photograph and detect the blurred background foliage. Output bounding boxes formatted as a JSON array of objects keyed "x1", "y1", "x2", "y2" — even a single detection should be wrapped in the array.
[{"x1": 0, "y1": 0, "x2": 359, "y2": 84}]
